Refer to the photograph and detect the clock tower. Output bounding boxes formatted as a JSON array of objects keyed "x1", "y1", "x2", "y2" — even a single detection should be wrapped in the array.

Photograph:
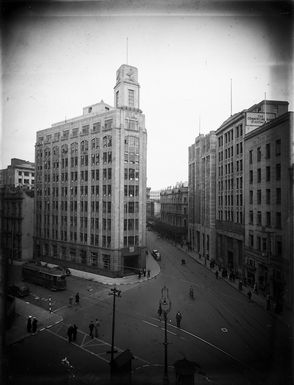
[{"x1": 114, "y1": 64, "x2": 140, "y2": 110}]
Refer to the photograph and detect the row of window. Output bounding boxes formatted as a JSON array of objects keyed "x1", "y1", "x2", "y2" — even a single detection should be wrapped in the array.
[
  {"x1": 249, "y1": 139, "x2": 281, "y2": 163},
  {"x1": 248, "y1": 233, "x2": 282, "y2": 256},
  {"x1": 249, "y1": 188, "x2": 281, "y2": 205},
  {"x1": 218, "y1": 194, "x2": 243, "y2": 207},
  {"x1": 218, "y1": 124, "x2": 243, "y2": 147},
  {"x1": 18, "y1": 171, "x2": 34, "y2": 177},
  {"x1": 249, "y1": 211, "x2": 281, "y2": 228},
  {"x1": 249, "y1": 164, "x2": 281, "y2": 183},
  {"x1": 217, "y1": 210, "x2": 243, "y2": 223},
  {"x1": 218, "y1": 142, "x2": 243, "y2": 161},
  {"x1": 218, "y1": 176, "x2": 243, "y2": 192}
]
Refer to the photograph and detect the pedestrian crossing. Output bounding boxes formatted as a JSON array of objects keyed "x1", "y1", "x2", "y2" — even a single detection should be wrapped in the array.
[{"x1": 45, "y1": 321, "x2": 150, "y2": 368}]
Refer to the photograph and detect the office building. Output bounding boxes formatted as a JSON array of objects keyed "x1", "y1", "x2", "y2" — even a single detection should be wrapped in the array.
[
  {"x1": 160, "y1": 183, "x2": 188, "y2": 243},
  {"x1": 0, "y1": 158, "x2": 35, "y2": 189},
  {"x1": 215, "y1": 100, "x2": 288, "y2": 277},
  {"x1": 244, "y1": 111, "x2": 293, "y2": 309},
  {"x1": 34, "y1": 64, "x2": 147, "y2": 277},
  {"x1": 188, "y1": 132, "x2": 217, "y2": 261}
]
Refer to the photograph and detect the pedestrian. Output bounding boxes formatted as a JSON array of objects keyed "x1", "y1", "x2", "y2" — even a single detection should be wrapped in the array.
[
  {"x1": 247, "y1": 290, "x2": 252, "y2": 302},
  {"x1": 27, "y1": 316, "x2": 32, "y2": 333},
  {"x1": 67, "y1": 325, "x2": 74, "y2": 343},
  {"x1": 143, "y1": 268, "x2": 146, "y2": 277},
  {"x1": 176, "y1": 311, "x2": 182, "y2": 328},
  {"x1": 266, "y1": 294, "x2": 271, "y2": 311},
  {"x1": 138, "y1": 270, "x2": 141, "y2": 279},
  {"x1": 72, "y1": 324, "x2": 78, "y2": 341},
  {"x1": 215, "y1": 270, "x2": 219, "y2": 280},
  {"x1": 32, "y1": 317, "x2": 38, "y2": 334},
  {"x1": 157, "y1": 304, "x2": 162, "y2": 320},
  {"x1": 75, "y1": 292, "x2": 80, "y2": 305},
  {"x1": 147, "y1": 269, "x2": 151, "y2": 278},
  {"x1": 94, "y1": 318, "x2": 100, "y2": 338},
  {"x1": 89, "y1": 321, "x2": 94, "y2": 338},
  {"x1": 253, "y1": 282, "x2": 258, "y2": 294}
]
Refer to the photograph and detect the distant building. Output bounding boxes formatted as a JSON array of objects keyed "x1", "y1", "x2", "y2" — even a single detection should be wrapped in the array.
[
  {"x1": 215, "y1": 100, "x2": 288, "y2": 276},
  {"x1": 244, "y1": 111, "x2": 293, "y2": 309},
  {"x1": 160, "y1": 182, "x2": 188, "y2": 242},
  {"x1": 34, "y1": 64, "x2": 147, "y2": 277},
  {"x1": 150, "y1": 190, "x2": 161, "y2": 201},
  {"x1": 147, "y1": 188, "x2": 161, "y2": 220},
  {"x1": 1, "y1": 186, "x2": 34, "y2": 262},
  {"x1": 188, "y1": 132, "x2": 217, "y2": 261},
  {"x1": 0, "y1": 158, "x2": 35, "y2": 189}
]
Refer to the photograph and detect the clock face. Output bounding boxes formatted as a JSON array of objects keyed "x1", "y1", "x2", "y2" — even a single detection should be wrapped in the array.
[{"x1": 126, "y1": 69, "x2": 135, "y2": 81}]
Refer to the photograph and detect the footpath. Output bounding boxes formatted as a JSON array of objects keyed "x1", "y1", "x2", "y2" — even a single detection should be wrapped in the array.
[
  {"x1": 178, "y1": 244, "x2": 293, "y2": 328},
  {"x1": 6, "y1": 253, "x2": 160, "y2": 347}
]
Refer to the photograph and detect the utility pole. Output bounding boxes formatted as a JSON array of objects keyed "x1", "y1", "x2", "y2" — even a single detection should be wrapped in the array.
[
  {"x1": 160, "y1": 286, "x2": 171, "y2": 384},
  {"x1": 108, "y1": 286, "x2": 121, "y2": 374}
]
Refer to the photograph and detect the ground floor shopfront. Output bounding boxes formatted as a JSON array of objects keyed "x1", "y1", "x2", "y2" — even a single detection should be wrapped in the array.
[{"x1": 33, "y1": 238, "x2": 146, "y2": 278}]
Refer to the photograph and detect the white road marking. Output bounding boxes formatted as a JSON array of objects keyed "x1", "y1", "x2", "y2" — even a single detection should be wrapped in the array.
[{"x1": 142, "y1": 320, "x2": 177, "y2": 336}]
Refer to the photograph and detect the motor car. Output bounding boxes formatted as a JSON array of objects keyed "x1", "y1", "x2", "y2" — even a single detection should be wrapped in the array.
[
  {"x1": 151, "y1": 249, "x2": 161, "y2": 261},
  {"x1": 8, "y1": 283, "x2": 30, "y2": 298}
]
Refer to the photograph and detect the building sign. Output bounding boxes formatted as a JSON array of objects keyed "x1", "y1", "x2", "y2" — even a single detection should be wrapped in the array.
[{"x1": 246, "y1": 112, "x2": 276, "y2": 127}]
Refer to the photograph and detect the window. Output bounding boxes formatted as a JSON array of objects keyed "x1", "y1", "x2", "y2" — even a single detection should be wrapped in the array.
[
  {"x1": 276, "y1": 188, "x2": 281, "y2": 204},
  {"x1": 257, "y1": 190, "x2": 261, "y2": 204},
  {"x1": 249, "y1": 150, "x2": 253, "y2": 164},
  {"x1": 276, "y1": 164, "x2": 281, "y2": 180},
  {"x1": 266, "y1": 143, "x2": 271, "y2": 159},
  {"x1": 250, "y1": 190, "x2": 253, "y2": 204},
  {"x1": 249, "y1": 211, "x2": 253, "y2": 224},
  {"x1": 266, "y1": 212, "x2": 271, "y2": 227},
  {"x1": 276, "y1": 237, "x2": 282, "y2": 256},
  {"x1": 128, "y1": 89, "x2": 134, "y2": 107},
  {"x1": 257, "y1": 236, "x2": 261, "y2": 251},
  {"x1": 275, "y1": 139, "x2": 281, "y2": 156},
  {"x1": 276, "y1": 212, "x2": 281, "y2": 229},
  {"x1": 103, "y1": 254, "x2": 110, "y2": 270},
  {"x1": 257, "y1": 211, "x2": 262, "y2": 226},
  {"x1": 266, "y1": 189, "x2": 271, "y2": 204},
  {"x1": 257, "y1": 168, "x2": 261, "y2": 183},
  {"x1": 249, "y1": 232, "x2": 254, "y2": 248},
  {"x1": 257, "y1": 147, "x2": 261, "y2": 161},
  {"x1": 249, "y1": 170, "x2": 253, "y2": 184},
  {"x1": 266, "y1": 166, "x2": 271, "y2": 182}
]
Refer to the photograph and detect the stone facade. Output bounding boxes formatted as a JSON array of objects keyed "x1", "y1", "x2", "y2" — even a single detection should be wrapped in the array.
[
  {"x1": 34, "y1": 64, "x2": 147, "y2": 277},
  {"x1": 1, "y1": 187, "x2": 34, "y2": 262},
  {"x1": 215, "y1": 100, "x2": 289, "y2": 277},
  {"x1": 244, "y1": 111, "x2": 293, "y2": 308},
  {"x1": 188, "y1": 132, "x2": 217, "y2": 262}
]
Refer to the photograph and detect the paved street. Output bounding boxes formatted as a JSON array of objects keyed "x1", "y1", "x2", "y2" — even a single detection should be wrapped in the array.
[{"x1": 5, "y1": 231, "x2": 293, "y2": 384}]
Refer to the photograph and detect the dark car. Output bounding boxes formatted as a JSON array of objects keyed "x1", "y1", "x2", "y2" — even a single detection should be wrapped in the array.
[
  {"x1": 151, "y1": 249, "x2": 161, "y2": 261},
  {"x1": 8, "y1": 283, "x2": 30, "y2": 298}
]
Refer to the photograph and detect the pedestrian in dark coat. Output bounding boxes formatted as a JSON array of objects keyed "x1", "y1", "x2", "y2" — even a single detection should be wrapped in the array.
[
  {"x1": 147, "y1": 269, "x2": 151, "y2": 278},
  {"x1": 143, "y1": 268, "x2": 146, "y2": 277},
  {"x1": 247, "y1": 290, "x2": 252, "y2": 302},
  {"x1": 157, "y1": 304, "x2": 162, "y2": 320},
  {"x1": 67, "y1": 325, "x2": 74, "y2": 342},
  {"x1": 176, "y1": 311, "x2": 182, "y2": 328},
  {"x1": 89, "y1": 321, "x2": 94, "y2": 338},
  {"x1": 72, "y1": 324, "x2": 78, "y2": 341},
  {"x1": 32, "y1": 317, "x2": 38, "y2": 334},
  {"x1": 75, "y1": 292, "x2": 80, "y2": 305},
  {"x1": 94, "y1": 319, "x2": 100, "y2": 338},
  {"x1": 27, "y1": 316, "x2": 32, "y2": 333}
]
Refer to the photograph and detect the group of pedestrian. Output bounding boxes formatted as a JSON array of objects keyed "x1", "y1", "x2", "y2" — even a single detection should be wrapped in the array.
[
  {"x1": 27, "y1": 316, "x2": 38, "y2": 334},
  {"x1": 67, "y1": 324, "x2": 78, "y2": 342},
  {"x1": 89, "y1": 319, "x2": 100, "y2": 338},
  {"x1": 69, "y1": 292, "x2": 80, "y2": 307},
  {"x1": 138, "y1": 268, "x2": 151, "y2": 279}
]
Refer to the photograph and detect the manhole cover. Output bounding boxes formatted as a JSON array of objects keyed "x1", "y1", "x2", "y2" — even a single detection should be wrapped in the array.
[{"x1": 221, "y1": 328, "x2": 228, "y2": 333}]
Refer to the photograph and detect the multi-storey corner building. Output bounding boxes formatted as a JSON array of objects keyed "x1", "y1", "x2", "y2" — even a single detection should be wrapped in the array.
[
  {"x1": 188, "y1": 132, "x2": 217, "y2": 261},
  {"x1": 215, "y1": 100, "x2": 288, "y2": 276},
  {"x1": 34, "y1": 64, "x2": 147, "y2": 277},
  {"x1": 0, "y1": 158, "x2": 35, "y2": 189},
  {"x1": 244, "y1": 111, "x2": 293, "y2": 308},
  {"x1": 160, "y1": 183, "x2": 188, "y2": 242},
  {"x1": 1, "y1": 186, "x2": 34, "y2": 262}
]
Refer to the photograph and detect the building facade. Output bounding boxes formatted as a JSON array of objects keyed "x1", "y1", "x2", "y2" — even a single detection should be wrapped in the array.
[
  {"x1": 34, "y1": 64, "x2": 147, "y2": 277},
  {"x1": 188, "y1": 132, "x2": 217, "y2": 261},
  {"x1": 1, "y1": 186, "x2": 34, "y2": 262},
  {"x1": 215, "y1": 100, "x2": 288, "y2": 277},
  {"x1": 0, "y1": 158, "x2": 35, "y2": 189},
  {"x1": 160, "y1": 183, "x2": 188, "y2": 242},
  {"x1": 244, "y1": 111, "x2": 293, "y2": 309}
]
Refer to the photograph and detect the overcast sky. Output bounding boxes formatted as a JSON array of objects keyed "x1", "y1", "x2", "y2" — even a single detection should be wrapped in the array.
[{"x1": 2, "y1": 2, "x2": 293, "y2": 190}]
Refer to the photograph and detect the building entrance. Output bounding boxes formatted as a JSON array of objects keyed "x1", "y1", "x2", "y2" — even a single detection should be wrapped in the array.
[{"x1": 123, "y1": 255, "x2": 139, "y2": 276}]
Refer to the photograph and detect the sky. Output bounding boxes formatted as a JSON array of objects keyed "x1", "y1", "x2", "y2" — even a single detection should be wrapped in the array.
[{"x1": 1, "y1": 1, "x2": 293, "y2": 190}]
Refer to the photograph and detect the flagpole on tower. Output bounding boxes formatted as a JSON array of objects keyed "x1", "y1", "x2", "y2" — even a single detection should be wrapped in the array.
[{"x1": 230, "y1": 78, "x2": 233, "y2": 116}]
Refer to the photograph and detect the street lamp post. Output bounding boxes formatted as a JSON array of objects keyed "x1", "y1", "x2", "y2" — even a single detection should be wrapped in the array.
[
  {"x1": 160, "y1": 285, "x2": 171, "y2": 384},
  {"x1": 108, "y1": 286, "x2": 121, "y2": 373}
]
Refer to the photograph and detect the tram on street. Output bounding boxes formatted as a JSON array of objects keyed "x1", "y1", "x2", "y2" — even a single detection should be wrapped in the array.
[{"x1": 22, "y1": 262, "x2": 67, "y2": 291}]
